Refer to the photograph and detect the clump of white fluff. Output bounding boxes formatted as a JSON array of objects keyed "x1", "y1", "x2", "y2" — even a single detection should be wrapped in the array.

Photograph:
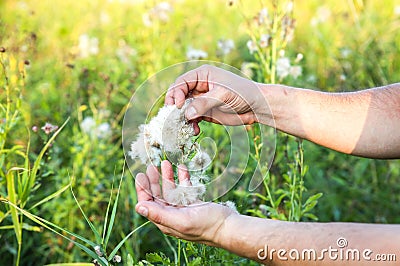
[
  {"x1": 129, "y1": 99, "x2": 210, "y2": 205},
  {"x1": 129, "y1": 100, "x2": 195, "y2": 166}
]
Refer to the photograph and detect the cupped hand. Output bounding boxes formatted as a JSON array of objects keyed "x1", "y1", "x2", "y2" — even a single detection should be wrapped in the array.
[
  {"x1": 165, "y1": 65, "x2": 268, "y2": 131},
  {"x1": 135, "y1": 160, "x2": 237, "y2": 246}
]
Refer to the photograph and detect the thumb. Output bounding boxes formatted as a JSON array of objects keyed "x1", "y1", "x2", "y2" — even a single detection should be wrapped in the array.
[
  {"x1": 136, "y1": 201, "x2": 175, "y2": 227},
  {"x1": 186, "y1": 90, "x2": 224, "y2": 120}
]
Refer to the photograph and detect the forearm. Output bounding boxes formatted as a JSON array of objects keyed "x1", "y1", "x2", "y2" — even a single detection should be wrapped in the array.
[
  {"x1": 216, "y1": 214, "x2": 400, "y2": 265},
  {"x1": 258, "y1": 83, "x2": 400, "y2": 159}
]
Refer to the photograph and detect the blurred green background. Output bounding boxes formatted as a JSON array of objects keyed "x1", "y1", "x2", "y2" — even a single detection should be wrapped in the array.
[{"x1": 1, "y1": 0, "x2": 400, "y2": 265}]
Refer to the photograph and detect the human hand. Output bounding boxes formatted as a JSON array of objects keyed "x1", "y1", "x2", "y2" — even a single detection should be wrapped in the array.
[
  {"x1": 135, "y1": 160, "x2": 238, "y2": 246},
  {"x1": 165, "y1": 65, "x2": 269, "y2": 132}
]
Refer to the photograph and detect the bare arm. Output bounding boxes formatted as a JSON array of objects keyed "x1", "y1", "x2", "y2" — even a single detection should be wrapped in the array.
[
  {"x1": 166, "y1": 65, "x2": 400, "y2": 159},
  {"x1": 135, "y1": 161, "x2": 400, "y2": 265}
]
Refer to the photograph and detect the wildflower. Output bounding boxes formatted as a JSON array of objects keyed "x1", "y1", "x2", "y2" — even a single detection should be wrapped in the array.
[
  {"x1": 80, "y1": 117, "x2": 112, "y2": 140},
  {"x1": 276, "y1": 57, "x2": 291, "y2": 80},
  {"x1": 92, "y1": 259, "x2": 101, "y2": 266},
  {"x1": 289, "y1": 65, "x2": 302, "y2": 79},
  {"x1": 259, "y1": 34, "x2": 270, "y2": 48},
  {"x1": 41, "y1": 122, "x2": 58, "y2": 135},
  {"x1": 217, "y1": 39, "x2": 235, "y2": 56},
  {"x1": 0, "y1": 47, "x2": 5, "y2": 53},
  {"x1": 340, "y1": 74, "x2": 347, "y2": 81},
  {"x1": 78, "y1": 34, "x2": 99, "y2": 58},
  {"x1": 112, "y1": 254, "x2": 122, "y2": 263},
  {"x1": 142, "y1": 2, "x2": 173, "y2": 27},
  {"x1": 32, "y1": 126, "x2": 38, "y2": 132},
  {"x1": 295, "y1": 53, "x2": 303, "y2": 63},
  {"x1": 96, "y1": 122, "x2": 112, "y2": 139},
  {"x1": 94, "y1": 245, "x2": 102, "y2": 257},
  {"x1": 255, "y1": 8, "x2": 269, "y2": 25},
  {"x1": 81, "y1": 117, "x2": 96, "y2": 134},
  {"x1": 246, "y1": 40, "x2": 257, "y2": 54},
  {"x1": 310, "y1": 6, "x2": 331, "y2": 26},
  {"x1": 186, "y1": 47, "x2": 208, "y2": 60},
  {"x1": 116, "y1": 40, "x2": 137, "y2": 64}
]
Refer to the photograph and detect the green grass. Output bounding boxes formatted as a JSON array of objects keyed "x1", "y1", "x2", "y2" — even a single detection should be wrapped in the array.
[{"x1": 1, "y1": 0, "x2": 400, "y2": 265}]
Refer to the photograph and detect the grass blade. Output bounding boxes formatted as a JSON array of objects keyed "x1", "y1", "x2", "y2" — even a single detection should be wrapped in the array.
[
  {"x1": 22, "y1": 117, "x2": 70, "y2": 203},
  {"x1": 102, "y1": 170, "x2": 116, "y2": 243},
  {"x1": 70, "y1": 183, "x2": 102, "y2": 245},
  {"x1": 0, "y1": 199, "x2": 108, "y2": 266},
  {"x1": 107, "y1": 221, "x2": 150, "y2": 261},
  {"x1": 6, "y1": 170, "x2": 21, "y2": 244},
  {"x1": 104, "y1": 166, "x2": 125, "y2": 247},
  {"x1": 29, "y1": 182, "x2": 71, "y2": 210}
]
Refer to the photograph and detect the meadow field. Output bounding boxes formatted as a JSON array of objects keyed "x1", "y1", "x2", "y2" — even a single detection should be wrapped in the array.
[{"x1": 1, "y1": 0, "x2": 400, "y2": 265}]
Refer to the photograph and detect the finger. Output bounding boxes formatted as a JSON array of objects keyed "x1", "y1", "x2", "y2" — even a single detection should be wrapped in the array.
[
  {"x1": 161, "y1": 160, "x2": 176, "y2": 196},
  {"x1": 146, "y1": 164, "x2": 162, "y2": 199},
  {"x1": 177, "y1": 164, "x2": 191, "y2": 186},
  {"x1": 135, "y1": 173, "x2": 153, "y2": 202},
  {"x1": 185, "y1": 90, "x2": 225, "y2": 121}
]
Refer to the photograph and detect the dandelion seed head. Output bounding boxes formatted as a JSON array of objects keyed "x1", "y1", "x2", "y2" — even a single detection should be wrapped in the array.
[
  {"x1": 276, "y1": 57, "x2": 291, "y2": 80},
  {"x1": 188, "y1": 150, "x2": 212, "y2": 172},
  {"x1": 186, "y1": 47, "x2": 208, "y2": 60},
  {"x1": 289, "y1": 65, "x2": 302, "y2": 79},
  {"x1": 217, "y1": 39, "x2": 235, "y2": 56},
  {"x1": 164, "y1": 184, "x2": 205, "y2": 206}
]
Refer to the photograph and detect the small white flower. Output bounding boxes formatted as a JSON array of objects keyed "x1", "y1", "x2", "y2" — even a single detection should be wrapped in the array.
[
  {"x1": 256, "y1": 8, "x2": 269, "y2": 25},
  {"x1": 217, "y1": 39, "x2": 235, "y2": 56},
  {"x1": 116, "y1": 40, "x2": 137, "y2": 64},
  {"x1": 81, "y1": 117, "x2": 112, "y2": 140},
  {"x1": 81, "y1": 117, "x2": 96, "y2": 134},
  {"x1": 94, "y1": 245, "x2": 102, "y2": 257},
  {"x1": 295, "y1": 53, "x2": 304, "y2": 63},
  {"x1": 78, "y1": 34, "x2": 99, "y2": 58},
  {"x1": 276, "y1": 57, "x2": 291, "y2": 80},
  {"x1": 246, "y1": 40, "x2": 257, "y2": 54},
  {"x1": 142, "y1": 2, "x2": 173, "y2": 26},
  {"x1": 340, "y1": 74, "x2": 347, "y2": 81},
  {"x1": 311, "y1": 6, "x2": 331, "y2": 26},
  {"x1": 289, "y1": 65, "x2": 302, "y2": 79},
  {"x1": 259, "y1": 34, "x2": 270, "y2": 48},
  {"x1": 112, "y1": 254, "x2": 122, "y2": 263},
  {"x1": 96, "y1": 122, "x2": 112, "y2": 139},
  {"x1": 186, "y1": 47, "x2": 208, "y2": 60}
]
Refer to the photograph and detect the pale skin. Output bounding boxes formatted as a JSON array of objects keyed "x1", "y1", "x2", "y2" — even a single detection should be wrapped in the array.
[{"x1": 135, "y1": 65, "x2": 400, "y2": 265}]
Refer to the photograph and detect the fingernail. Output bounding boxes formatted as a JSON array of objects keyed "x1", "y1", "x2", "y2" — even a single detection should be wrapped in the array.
[
  {"x1": 137, "y1": 206, "x2": 148, "y2": 217},
  {"x1": 186, "y1": 106, "x2": 197, "y2": 120}
]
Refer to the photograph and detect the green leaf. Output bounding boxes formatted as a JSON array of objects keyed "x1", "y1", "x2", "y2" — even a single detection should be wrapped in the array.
[
  {"x1": 21, "y1": 118, "x2": 70, "y2": 204},
  {"x1": 3, "y1": 199, "x2": 108, "y2": 266},
  {"x1": 108, "y1": 221, "x2": 150, "y2": 261},
  {"x1": 70, "y1": 184, "x2": 102, "y2": 245},
  {"x1": 29, "y1": 182, "x2": 71, "y2": 210},
  {"x1": 104, "y1": 169, "x2": 124, "y2": 247},
  {"x1": 6, "y1": 170, "x2": 21, "y2": 244}
]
